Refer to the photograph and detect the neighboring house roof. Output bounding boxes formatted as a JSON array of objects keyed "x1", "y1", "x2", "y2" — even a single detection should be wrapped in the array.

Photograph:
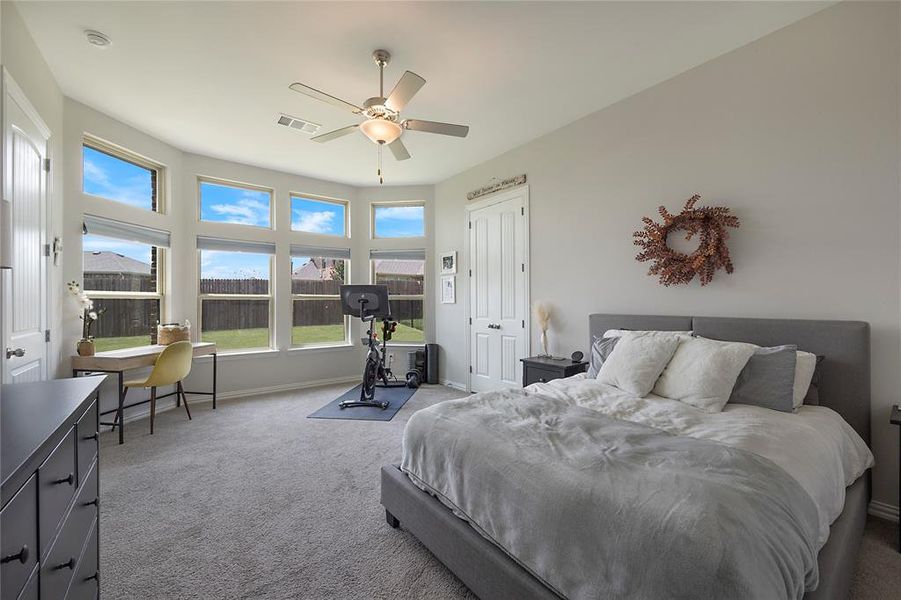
[
  {"x1": 292, "y1": 257, "x2": 342, "y2": 281},
  {"x1": 83, "y1": 251, "x2": 151, "y2": 274},
  {"x1": 374, "y1": 259, "x2": 424, "y2": 277}
]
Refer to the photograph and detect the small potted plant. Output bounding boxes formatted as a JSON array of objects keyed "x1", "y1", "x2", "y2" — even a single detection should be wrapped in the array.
[{"x1": 67, "y1": 281, "x2": 105, "y2": 356}]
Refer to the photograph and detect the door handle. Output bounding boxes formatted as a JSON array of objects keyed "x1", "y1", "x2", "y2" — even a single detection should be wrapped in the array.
[
  {"x1": 487, "y1": 323, "x2": 501, "y2": 330},
  {"x1": 5, "y1": 347, "x2": 24, "y2": 359}
]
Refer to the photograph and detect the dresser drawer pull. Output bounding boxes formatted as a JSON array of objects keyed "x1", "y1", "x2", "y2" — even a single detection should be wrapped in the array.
[
  {"x1": 53, "y1": 473, "x2": 75, "y2": 486},
  {"x1": 54, "y1": 558, "x2": 75, "y2": 571},
  {"x1": 83, "y1": 497, "x2": 99, "y2": 508},
  {"x1": 83, "y1": 432, "x2": 99, "y2": 441},
  {"x1": 1, "y1": 545, "x2": 29, "y2": 564}
]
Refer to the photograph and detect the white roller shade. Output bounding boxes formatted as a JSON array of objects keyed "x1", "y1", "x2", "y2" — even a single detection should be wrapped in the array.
[
  {"x1": 289, "y1": 245, "x2": 351, "y2": 260},
  {"x1": 196, "y1": 236, "x2": 275, "y2": 254},
  {"x1": 83, "y1": 214, "x2": 171, "y2": 248},
  {"x1": 369, "y1": 249, "x2": 425, "y2": 261}
]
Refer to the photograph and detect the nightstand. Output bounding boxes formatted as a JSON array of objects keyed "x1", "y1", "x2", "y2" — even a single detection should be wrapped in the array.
[
  {"x1": 891, "y1": 405, "x2": 901, "y2": 552},
  {"x1": 520, "y1": 356, "x2": 588, "y2": 387}
]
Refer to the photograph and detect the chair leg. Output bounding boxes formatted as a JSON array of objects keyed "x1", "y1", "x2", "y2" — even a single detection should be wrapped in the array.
[
  {"x1": 178, "y1": 381, "x2": 192, "y2": 420},
  {"x1": 150, "y1": 387, "x2": 157, "y2": 434}
]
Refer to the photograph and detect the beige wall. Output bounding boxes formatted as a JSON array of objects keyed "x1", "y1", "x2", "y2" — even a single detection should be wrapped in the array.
[{"x1": 434, "y1": 1, "x2": 901, "y2": 512}]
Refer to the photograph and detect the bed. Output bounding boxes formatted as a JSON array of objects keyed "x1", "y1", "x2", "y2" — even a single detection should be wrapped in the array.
[{"x1": 380, "y1": 314, "x2": 873, "y2": 600}]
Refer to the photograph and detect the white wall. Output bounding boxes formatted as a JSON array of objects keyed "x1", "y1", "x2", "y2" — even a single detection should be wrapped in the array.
[
  {"x1": 1, "y1": 2, "x2": 66, "y2": 377},
  {"x1": 61, "y1": 99, "x2": 434, "y2": 420},
  {"x1": 434, "y1": 1, "x2": 901, "y2": 510}
]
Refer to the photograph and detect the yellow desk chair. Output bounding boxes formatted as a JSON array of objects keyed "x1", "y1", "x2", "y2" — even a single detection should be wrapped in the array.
[{"x1": 123, "y1": 340, "x2": 194, "y2": 434}]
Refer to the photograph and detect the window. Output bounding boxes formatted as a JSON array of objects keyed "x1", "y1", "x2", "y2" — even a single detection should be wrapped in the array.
[
  {"x1": 199, "y1": 178, "x2": 272, "y2": 228},
  {"x1": 291, "y1": 245, "x2": 351, "y2": 347},
  {"x1": 291, "y1": 195, "x2": 347, "y2": 237},
  {"x1": 82, "y1": 142, "x2": 159, "y2": 211},
  {"x1": 370, "y1": 249, "x2": 425, "y2": 343},
  {"x1": 82, "y1": 215, "x2": 169, "y2": 352},
  {"x1": 197, "y1": 237, "x2": 274, "y2": 352},
  {"x1": 372, "y1": 203, "x2": 425, "y2": 238}
]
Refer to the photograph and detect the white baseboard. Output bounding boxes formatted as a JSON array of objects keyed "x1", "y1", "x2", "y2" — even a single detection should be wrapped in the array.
[
  {"x1": 869, "y1": 500, "x2": 900, "y2": 523},
  {"x1": 110, "y1": 376, "x2": 359, "y2": 426},
  {"x1": 440, "y1": 379, "x2": 468, "y2": 391}
]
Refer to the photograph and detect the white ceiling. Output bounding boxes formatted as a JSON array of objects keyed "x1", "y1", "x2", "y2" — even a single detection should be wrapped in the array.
[{"x1": 17, "y1": 1, "x2": 830, "y2": 186}]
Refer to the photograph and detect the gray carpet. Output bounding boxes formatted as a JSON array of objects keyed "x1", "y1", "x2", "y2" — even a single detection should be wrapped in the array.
[{"x1": 99, "y1": 383, "x2": 900, "y2": 599}]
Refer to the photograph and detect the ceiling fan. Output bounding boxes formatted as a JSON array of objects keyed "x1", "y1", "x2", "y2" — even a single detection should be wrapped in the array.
[{"x1": 289, "y1": 49, "x2": 469, "y2": 184}]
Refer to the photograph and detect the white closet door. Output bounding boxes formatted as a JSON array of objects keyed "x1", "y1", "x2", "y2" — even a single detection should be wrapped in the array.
[
  {"x1": 469, "y1": 188, "x2": 528, "y2": 392},
  {"x1": 2, "y1": 76, "x2": 49, "y2": 384}
]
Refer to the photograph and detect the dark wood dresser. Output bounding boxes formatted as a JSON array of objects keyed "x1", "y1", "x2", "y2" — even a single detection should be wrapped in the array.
[{"x1": 1, "y1": 377, "x2": 104, "y2": 600}]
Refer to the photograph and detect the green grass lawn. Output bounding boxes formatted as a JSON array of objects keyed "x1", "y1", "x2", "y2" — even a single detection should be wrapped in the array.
[{"x1": 93, "y1": 323, "x2": 424, "y2": 353}]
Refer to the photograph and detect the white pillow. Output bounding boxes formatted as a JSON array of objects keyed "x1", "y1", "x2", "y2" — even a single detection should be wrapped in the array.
[
  {"x1": 597, "y1": 332, "x2": 681, "y2": 397},
  {"x1": 792, "y1": 351, "x2": 818, "y2": 410},
  {"x1": 652, "y1": 337, "x2": 757, "y2": 413}
]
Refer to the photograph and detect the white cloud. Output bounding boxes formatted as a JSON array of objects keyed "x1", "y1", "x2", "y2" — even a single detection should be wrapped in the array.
[
  {"x1": 292, "y1": 210, "x2": 335, "y2": 234},
  {"x1": 209, "y1": 193, "x2": 270, "y2": 226},
  {"x1": 376, "y1": 206, "x2": 423, "y2": 220}
]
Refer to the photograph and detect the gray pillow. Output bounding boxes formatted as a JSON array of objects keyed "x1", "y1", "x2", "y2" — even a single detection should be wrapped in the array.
[
  {"x1": 586, "y1": 336, "x2": 619, "y2": 379},
  {"x1": 728, "y1": 344, "x2": 797, "y2": 412}
]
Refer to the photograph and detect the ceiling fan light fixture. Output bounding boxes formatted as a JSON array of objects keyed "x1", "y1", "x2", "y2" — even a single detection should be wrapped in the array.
[{"x1": 360, "y1": 118, "x2": 403, "y2": 145}]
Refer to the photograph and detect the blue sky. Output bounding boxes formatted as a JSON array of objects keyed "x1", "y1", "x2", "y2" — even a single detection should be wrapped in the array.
[
  {"x1": 201, "y1": 250, "x2": 270, "y2": 280},
  {"x1": 83, "y1": 146, "x2": 153, "y2": 209},
  {"x1": 374, "y1": 205, "x2": 424, "y2": 237},
  {"x1": 291, "y1": 196, "x2": 345, "y2": 236},
  {"x1": 200, "y1": 181, "x2": 271, "y2": 227},
  {"x1": 83, "y1": 234, "x2": 152, "y2": 263}
]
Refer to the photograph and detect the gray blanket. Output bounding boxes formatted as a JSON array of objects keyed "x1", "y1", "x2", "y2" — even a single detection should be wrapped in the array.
[{"x1": 401, "y1": 389, "x2": 820, "y2": 600}]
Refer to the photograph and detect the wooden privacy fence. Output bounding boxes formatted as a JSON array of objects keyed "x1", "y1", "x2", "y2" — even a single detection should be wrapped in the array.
[{"x1": 89, "y1": 276, "x2": 425, "y2": 337}]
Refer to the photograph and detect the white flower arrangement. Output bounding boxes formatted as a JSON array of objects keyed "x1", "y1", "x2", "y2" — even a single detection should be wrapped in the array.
[{"x1": 67, "y1": 281, "x2": 105, "y2": 340}]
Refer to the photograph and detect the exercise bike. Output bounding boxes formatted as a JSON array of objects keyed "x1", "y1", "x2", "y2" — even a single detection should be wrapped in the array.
[{"x1": 339, "y1": 285, "x2": 418, "y2": 410}]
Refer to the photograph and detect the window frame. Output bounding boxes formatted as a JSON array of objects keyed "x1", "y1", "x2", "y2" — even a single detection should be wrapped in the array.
[
  {"x1": 81, "y1": 238, "x2": 166, "y2": 350},
  {"x1": 290, "y1": 255, "x2": 351, "y2": 349},
  {"x1": 289, "y1": 193, "x2": 350, "y2": 239},
  {"x1": 82, "y1": 136, "x2": 165, "y2": 213},
  {"x1": 197, "y1": 175, "x2": 275, "y2": 230},
  {"x1": 370, "y1": 254, "x2": 426, "y2": 345},
  {"x1": 370, "y1": 201, "x2": 426, "y2": 240},
  {"x1": 197, "y1": 249, "x2": 275, "y2": 354}
]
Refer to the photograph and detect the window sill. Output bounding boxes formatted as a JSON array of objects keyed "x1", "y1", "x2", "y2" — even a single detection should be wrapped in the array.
[{"x1": 286, "y1": 344, "x2": 356, "y2": 354}]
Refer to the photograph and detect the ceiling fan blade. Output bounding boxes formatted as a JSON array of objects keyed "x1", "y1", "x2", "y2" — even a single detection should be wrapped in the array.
[
  {"x1": 385, "y1": 71, "x2": 426, "y2": 112},
  {"x1": 289, "y1": 82, "x2": 362, "y2": 114},
  {"x1": 311, "y1": 124, "x2": 359, "y2": 143},
  {"x1": 388, "y1": 138, "x2": 411, "y2": 161},
  {"x1": 403, "y1": 119, "x2": 469, "y2": 138}
]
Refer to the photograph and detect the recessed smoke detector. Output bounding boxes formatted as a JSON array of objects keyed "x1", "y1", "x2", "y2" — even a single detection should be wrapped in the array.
[
  {"x1": 276, "y1": 113, "x2": 321, "y2": 135},
  {"x1": 85, "y1": 30, "x2": 112, "y2": 48}
]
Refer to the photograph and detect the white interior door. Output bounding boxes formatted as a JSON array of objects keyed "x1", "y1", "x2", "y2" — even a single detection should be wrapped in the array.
[
  {"x1": 469, "y1": 187, "x2": 528, "y2": 392},
  {"x1": 1, "y1": 73, "x2": 50, "y2": 384}
]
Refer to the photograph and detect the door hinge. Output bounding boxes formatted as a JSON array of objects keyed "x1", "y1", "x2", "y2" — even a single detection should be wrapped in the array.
[
  {"x1": 468, "y1": 221, "x2": 472, "y2": 229},
  {"x1": 521, "y1": 263, "x2": 524, "y2": 272},
  {"x1": 43, "y1": 158, "x2": 51, "y2": 172},
  {"x1": 469, "y1": 269, "x2": 472, "y2": 277},
  {"x1": 45, "y1": 329, "x2": 51, "y2": 342},
  {"x1": 469, "y1": 365, "x2": 473, "y2": 373},
  {"x1": 469, "y1": 317, "x2": 472, "y2": 325},
  {"x1": 522, "y1": 320, "x2": 525, "y2": 328},
  {"x1": 43, "y1": 244, "x2": 51, "y2": 257},
  {"x1": 521, "y1": 207, "x2": 524, "y2": 216}
]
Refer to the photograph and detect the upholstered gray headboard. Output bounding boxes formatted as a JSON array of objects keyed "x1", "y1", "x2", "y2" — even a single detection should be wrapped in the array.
[{"x1": 588, "y1": 314, "x2": 871, "y2": 444}]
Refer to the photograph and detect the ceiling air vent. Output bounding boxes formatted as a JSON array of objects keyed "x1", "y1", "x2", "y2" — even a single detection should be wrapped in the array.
[{"x1": 276, "y1": 113, "x2": 321, "y2": 135}]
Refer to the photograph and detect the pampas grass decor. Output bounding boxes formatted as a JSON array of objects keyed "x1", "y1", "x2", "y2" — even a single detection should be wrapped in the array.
[{"x1": 533, "y1": 301, "x2": 552, "y2": 357}]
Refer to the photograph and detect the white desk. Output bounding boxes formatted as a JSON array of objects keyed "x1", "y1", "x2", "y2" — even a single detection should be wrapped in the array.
[{"x1": 71, "y1": 342, "x2": 217, "y2": 444}]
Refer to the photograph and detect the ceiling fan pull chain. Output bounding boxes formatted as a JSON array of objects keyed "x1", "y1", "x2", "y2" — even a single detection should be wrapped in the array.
[{"x1": 378, "y1": 145, "x2": 384, "y2": 185}]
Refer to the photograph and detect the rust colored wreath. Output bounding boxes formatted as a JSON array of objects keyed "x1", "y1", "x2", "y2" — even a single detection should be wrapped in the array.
[{"x1": 633, "y1": 195, "x2": 740, "y2": 286}]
